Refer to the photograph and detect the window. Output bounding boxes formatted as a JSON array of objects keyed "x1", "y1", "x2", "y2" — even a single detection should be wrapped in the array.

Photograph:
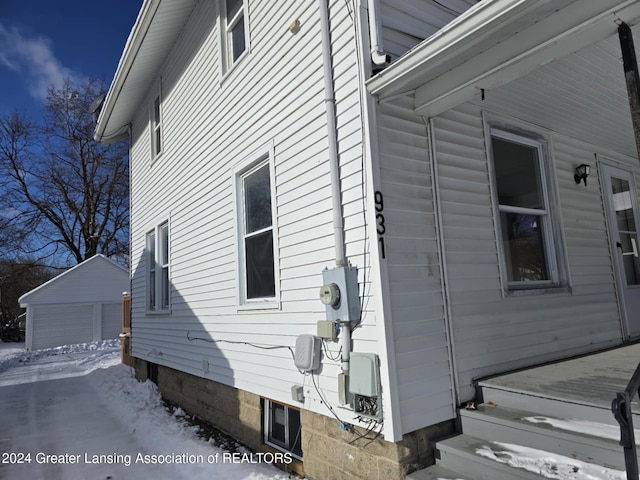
[
  {"x1": 489, "y1": 129, "x2": 562, "y2": 290},
  {"x1": 239, "y1": 161, "x2": 276, "y2": 301},
  {"x1": 146, "y1": 221, "x2": 170, "y2": 311},
  {"x1": 151, "y1": 93, "x2": 162, "y2": 158},
  {"x1": 222, "y1": 0, "x2": 247, "y2": 71},
  {"x1": 263, "y1": 399, "x2": 302, "y2": 459}
]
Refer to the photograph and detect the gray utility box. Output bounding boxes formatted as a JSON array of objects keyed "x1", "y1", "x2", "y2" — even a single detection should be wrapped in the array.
[{"x1": 321, "y1": 265, "x2": 360, "y2": 322}]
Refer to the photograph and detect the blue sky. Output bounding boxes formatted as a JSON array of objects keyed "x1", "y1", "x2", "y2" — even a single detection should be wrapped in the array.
[{"x1": 0, "y1": 0, "x2": 143, "y2": 116}]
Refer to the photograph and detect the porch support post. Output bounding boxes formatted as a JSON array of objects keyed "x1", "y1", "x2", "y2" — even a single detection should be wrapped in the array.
[{"x1": 618, "y1": 22, "x2": 640, "y2": 162}]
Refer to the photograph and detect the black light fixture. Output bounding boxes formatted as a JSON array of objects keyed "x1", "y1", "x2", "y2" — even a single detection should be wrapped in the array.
[{"x1": 574, "y1": 164, "x2": 591, "y2": 186}]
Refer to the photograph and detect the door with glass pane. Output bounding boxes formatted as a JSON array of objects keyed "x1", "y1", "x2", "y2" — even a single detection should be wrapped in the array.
[{"x1": 602, "y1": 163, "x2": 640, "y2": 338}]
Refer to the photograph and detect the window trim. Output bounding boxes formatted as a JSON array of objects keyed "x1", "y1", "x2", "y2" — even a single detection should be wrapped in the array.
[
  {"x1": 219, "y1": 0, "x2": 249, "y2": 76},
  {"x1": 233, "y1": 141, "x2": 280, "y2": 310},
  {"x1": 146, "y1": 220, "x2": 171, "y2": 314},
  {"x1": 485, "y1": 121, "x2": 568, "y2": 294}
]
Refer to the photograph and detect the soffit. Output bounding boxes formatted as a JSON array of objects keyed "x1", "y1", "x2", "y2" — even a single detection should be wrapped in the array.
[{"x1": 477, "y1": 29, "x2": 639, "y2": 158}]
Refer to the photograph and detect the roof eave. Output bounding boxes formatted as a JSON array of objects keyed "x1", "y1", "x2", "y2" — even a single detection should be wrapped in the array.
[
  {"x1": 94, "y1": 0, "x2": 199, "y2": 144},
  {"x1": 94, "y1": 0, "x2": 159, "y2": 143},
  {"x1": 366, "y1": 0, "x2": 640, "y2": 117}
]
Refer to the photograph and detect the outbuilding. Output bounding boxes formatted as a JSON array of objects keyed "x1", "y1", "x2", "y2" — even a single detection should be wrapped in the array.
[{"x1": 19, "y1": 255, "x2": 129, "y2": 351}]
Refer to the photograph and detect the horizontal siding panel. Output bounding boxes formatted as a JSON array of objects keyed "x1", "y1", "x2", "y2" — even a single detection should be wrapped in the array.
[
  {"x1": 127, "y1": 0, "x2": 381, "y2": 429},
  {"x1": 380, "y1": 0, "x2": 479, "y2": 60},
  {"x1": 377, "y1": 98, "x2": 455, "y2": 434}
]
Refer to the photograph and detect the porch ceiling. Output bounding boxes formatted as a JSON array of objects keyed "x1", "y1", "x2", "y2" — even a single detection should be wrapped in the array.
[
  {"x1": 477, "y1": 28, "x2": 639, "y2": 159},
  {"x1": 367, "y1": 0, "x2": 640, "y2": 145}
]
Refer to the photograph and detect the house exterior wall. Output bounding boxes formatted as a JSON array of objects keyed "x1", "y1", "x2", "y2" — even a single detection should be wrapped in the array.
[
  {"x1": 374, "y1": 96, "x2": 456, "y2": 432},
  {"x1": 128, "y1": 0, "x2": 387, "y2": 444},
  {"x1": 432, "y1": 102, "x2": 626, "y2": 401}
]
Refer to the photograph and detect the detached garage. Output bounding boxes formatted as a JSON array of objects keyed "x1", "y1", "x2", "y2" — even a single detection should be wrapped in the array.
[{"x1": 19, "y1": 255, "x2": 129, "y2": 351}]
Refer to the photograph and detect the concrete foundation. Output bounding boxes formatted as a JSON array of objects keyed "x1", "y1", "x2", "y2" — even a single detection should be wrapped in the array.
[{"x1": 134, "y1": 358, "x2": 454, "y2": 480}]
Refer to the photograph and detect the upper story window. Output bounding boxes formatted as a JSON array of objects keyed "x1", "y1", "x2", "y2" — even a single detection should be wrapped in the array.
[
  {"x1": 489, "y1": 129, "x2": 565, "y2": 291},
  {"x1": 151, "y1": 92, "x2": 162, "y2": 159},
  {"x1": 146, "y1": 221, "x2": 170, "y2": 312},
  {"x1": 222, "y1": 0, "x2": 248, "y2": 71}
]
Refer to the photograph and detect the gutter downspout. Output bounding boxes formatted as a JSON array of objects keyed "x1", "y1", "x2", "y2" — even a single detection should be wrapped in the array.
[
  {"x1": 319, "y1": 0, "x2": 355, "y2": 381},
  {"x1": 368, "y1": 0, "x2": 390, "y2": 66},
  {"x1": 319, "y1": 0, "x2": 346, "y2": 268}
]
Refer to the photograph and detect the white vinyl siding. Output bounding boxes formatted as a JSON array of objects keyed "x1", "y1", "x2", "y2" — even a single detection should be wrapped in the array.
[
  {"x1": 432, "y1": 103, "x2": 622, "y2": 401},
  {"x1": 128, "y1": 0, "x2": 377, "y2": 432},
  {"x1": 376, "y1": 96, "x2": 456, "y2": 431},
  {"x1": 378, "y1": 0, "x2": 480, "y2": 61}
]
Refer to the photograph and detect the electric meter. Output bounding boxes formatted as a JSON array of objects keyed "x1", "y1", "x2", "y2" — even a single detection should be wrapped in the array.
[{"x1": 319, "y1": 282, "x2": 341, "y2": 307}]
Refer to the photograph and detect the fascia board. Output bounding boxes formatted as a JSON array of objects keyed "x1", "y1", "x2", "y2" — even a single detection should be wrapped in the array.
[
  {"x1": 94, "y1": 0, "x2": 160, "y2": 143},
  {"x1": 365, "y1": 0, "x2": 556, "y2": 98}
]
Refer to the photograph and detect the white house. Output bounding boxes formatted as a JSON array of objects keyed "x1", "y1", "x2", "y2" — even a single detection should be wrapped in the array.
[
  {"x1": 19, "y1": 255, "x2": 129, "y2": 351},
  {"x1": 95, "y1": 0, "x2": 640, "y2": 478}
]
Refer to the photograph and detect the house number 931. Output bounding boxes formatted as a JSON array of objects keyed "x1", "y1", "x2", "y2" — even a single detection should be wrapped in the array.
[{"x1": 375, "y1": 191, "x2": 386, "y2": 259}]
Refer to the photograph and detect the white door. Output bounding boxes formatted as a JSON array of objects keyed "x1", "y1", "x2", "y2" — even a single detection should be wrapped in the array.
[{"x1": 602, "y1": 163, "x2": 640, "y2": 338}]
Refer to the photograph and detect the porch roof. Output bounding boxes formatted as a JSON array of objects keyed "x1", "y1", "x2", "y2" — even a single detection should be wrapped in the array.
[{"x1": 366, "y1": 0, "x2": 640, "y2": 118}]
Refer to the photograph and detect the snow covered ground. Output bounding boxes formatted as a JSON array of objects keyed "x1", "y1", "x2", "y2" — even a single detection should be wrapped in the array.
[
  {"x1": 0, "y1": 340, "x2": 633, "y2": 480},
  {"x1": 0, "y1": 340, "x2": 294, "y2": 480}
]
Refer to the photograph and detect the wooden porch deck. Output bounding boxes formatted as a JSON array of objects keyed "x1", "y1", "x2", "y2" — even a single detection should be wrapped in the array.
[{"x1": 477, "y1": 343, "x2": 640, "y2": 415}]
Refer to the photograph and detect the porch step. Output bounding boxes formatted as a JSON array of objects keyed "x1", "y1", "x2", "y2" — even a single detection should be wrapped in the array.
[
  {"x1": 405, "y1": 463, "x2": 473, "y2": 480},
  {"x1": 477, "y1": 380, "x2": 629, "y2": 426},
  {"x1": 432, "y1": 434, "x2": 549, "y2": 479},
  {"x1": 407, "y1": 347, "x2": 640, "y2": 479},
  {"x1": 460, "y1": 404, "x2": 633, "y2": 470}
]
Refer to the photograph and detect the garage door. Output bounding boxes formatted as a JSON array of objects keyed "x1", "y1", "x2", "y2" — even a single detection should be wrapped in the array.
[
  {"x1": 101, "y1": 303, "x2": 122, "y2": 340},
  {"x1": 31, "y1": 304, "x2": 94, "y2": 350}
]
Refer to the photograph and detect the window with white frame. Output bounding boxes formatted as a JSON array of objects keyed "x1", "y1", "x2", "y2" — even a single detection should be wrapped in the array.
[
  {"x1": 146, "y1": 221, "x2": 170, "y2": 311},
  {"x1": 221, "y1": 0, "x2": 247, "y2": 71},
  {"x1": 263, "y1": 399, "x2": 302, "y2": 459},
  {"x1": 238, "y1": 160, "x2": 276, "y2": 301},
  {"x1": 489, "y1": 129, "x2": 562, "y2": 289},
  {"x1": 151, "y1": 93, "x2": 162, "y2": 159}
]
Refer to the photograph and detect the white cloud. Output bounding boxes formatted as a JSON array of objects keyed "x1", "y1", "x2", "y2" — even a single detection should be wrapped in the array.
[{"x1": 0, "y1": 23, "x2": 84, "y2": 100}]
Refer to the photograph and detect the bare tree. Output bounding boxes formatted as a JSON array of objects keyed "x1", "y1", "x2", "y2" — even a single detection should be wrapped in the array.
[
  {"x1": 0, "y1": 78, "x2": 129, "y2": 266},
  {"x1": 0, "y1": 258, "x2": 55, "y2": 342}
]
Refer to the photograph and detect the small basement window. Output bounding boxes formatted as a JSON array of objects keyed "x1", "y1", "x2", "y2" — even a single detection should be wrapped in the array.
[{"x1": 263, "y1": 399, "x2": 302, "y2": 460}]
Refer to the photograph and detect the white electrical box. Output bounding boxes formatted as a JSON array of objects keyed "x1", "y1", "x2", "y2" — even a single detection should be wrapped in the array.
[
  {"x1": 348, "y1": 352, "x2": 380, "y2": 397},
  {"x1": 294, "y1": 334, "x2": 321, "y2": 372}
]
